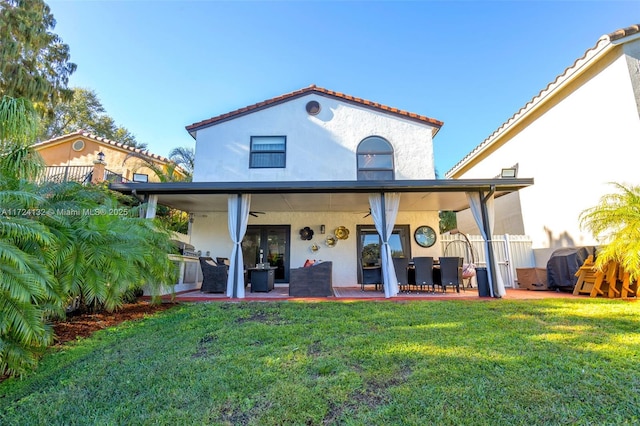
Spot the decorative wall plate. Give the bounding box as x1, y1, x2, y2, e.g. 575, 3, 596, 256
334, 226, 350, 240
299, 226, 314, 240
325, 235, 337, 247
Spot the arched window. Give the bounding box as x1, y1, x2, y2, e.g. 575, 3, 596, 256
357, 136, 394, 180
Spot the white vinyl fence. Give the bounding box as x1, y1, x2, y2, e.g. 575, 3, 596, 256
440, 234, 535, 288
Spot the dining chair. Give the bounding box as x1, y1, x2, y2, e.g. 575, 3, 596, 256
392, 257, 410, 292
438, 257, 463, 293
361, 265, 382, 291
412, 256, 434, 292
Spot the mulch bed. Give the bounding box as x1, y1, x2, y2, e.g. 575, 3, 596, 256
52, 300, 177, 346
0, 301, 177, 383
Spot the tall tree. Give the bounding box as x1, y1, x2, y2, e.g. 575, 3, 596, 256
580, 182, 640, 281
0, 0, 76, 110
39, 87, 147, 149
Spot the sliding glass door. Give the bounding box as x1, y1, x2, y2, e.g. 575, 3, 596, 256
242, 225, 290, 283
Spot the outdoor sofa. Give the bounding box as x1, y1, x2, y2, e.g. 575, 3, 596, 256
289, 261, 333, 297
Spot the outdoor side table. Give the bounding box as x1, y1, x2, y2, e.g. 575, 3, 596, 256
249, 267, 276, 292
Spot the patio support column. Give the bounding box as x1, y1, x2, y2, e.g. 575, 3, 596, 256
480, 187, 498, 298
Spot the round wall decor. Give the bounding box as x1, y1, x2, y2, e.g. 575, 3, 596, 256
305, 100, 321, 115
72, 139, 85, 151
414, 225, 437, 248
325, 235, 337, 247
299, 227, 314, 240
334, 226, 350, 240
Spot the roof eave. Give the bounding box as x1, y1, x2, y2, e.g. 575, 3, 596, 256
109, 178, 533, 196
445, 26, 639, 178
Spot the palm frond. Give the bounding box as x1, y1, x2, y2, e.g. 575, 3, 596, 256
0, 96, 39, 145
580, 182, 640, 280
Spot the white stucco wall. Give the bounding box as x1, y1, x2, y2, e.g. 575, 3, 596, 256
456, 192, 525, 235
189, 211, 441, 287
455, 43, 640, 252
192, 93, 436, 182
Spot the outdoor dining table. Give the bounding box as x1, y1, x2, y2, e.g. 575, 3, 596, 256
407, 260, 440, 288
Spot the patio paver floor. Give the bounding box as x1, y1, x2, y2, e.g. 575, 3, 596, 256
160, 286, 581, 302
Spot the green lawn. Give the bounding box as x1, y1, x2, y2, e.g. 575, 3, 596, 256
1, 299, 639, 425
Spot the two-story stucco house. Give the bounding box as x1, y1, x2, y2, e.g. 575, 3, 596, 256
112, 85, 532, 298
446, 24, 640, 267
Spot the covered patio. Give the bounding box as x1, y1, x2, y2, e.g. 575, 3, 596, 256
111, 178, 533, 299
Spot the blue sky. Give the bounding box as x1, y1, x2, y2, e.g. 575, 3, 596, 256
47, 1, 638, 175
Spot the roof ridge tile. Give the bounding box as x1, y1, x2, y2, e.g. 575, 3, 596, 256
34, 131, 174, 164
186, 86, 443, 133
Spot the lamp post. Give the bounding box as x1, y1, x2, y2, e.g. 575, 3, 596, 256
91, 151, 107, 184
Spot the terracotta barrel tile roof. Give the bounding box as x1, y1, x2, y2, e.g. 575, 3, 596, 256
186, 85, 443, 134
34, 129, 174, 164
608, 24, 640, 41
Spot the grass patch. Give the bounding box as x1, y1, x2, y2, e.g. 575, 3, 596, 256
1, 299, 639, 425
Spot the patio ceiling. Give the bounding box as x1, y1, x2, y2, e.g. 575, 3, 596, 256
110, 178, 533, 214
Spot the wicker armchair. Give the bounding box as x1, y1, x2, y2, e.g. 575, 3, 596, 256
199, 257, 228, 293
289, 261, 333, 297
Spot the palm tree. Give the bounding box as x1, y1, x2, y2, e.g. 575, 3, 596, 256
0, 96, 64, 376
169, 146, 195, 175
580, 182, 640, 281
123, 151, 190, 182
39, 182, 177, 312
1, 95, 179, 376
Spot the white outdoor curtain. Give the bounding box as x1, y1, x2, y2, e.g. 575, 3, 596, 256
369, 192, 401, 298
145, 195, 158, 219
466, 192, 506, 297
227, 194, 251, 298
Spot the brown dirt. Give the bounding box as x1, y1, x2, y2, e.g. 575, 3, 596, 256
52, 300, 177, 346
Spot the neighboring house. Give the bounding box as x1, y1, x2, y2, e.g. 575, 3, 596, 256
111, 85, 532, 298
33, 129, 186, 184
446, 24, 640, 266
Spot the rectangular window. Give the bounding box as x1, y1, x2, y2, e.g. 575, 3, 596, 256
250, 136, 286, 168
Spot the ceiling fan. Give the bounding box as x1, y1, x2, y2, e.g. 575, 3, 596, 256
249, 211, 266, 218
